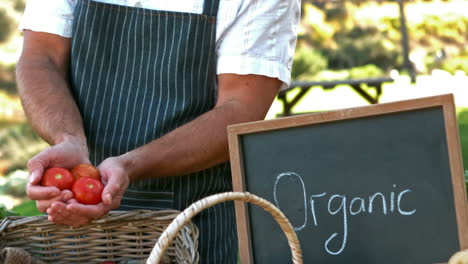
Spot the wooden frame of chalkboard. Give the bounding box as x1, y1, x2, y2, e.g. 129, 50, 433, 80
228, 94, 468, 264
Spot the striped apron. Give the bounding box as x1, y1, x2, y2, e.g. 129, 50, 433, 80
70, 0, 238, 263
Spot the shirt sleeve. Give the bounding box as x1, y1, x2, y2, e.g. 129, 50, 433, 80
19, 0, 77, 38
215, 0, 301, 89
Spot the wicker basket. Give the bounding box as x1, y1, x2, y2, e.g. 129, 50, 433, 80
0, 210, 198, 264
1, 192, 302, 264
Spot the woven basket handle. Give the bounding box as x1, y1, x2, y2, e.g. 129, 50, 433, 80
146, 192, 303, 264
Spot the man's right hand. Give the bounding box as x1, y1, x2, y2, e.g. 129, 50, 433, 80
26, 138, 89, 213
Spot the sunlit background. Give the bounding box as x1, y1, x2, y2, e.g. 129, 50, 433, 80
0, 0, 467, 217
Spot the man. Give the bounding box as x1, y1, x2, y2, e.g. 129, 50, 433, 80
17, 0, 300, 262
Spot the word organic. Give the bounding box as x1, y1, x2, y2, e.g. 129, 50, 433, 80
273, 172, 417, 255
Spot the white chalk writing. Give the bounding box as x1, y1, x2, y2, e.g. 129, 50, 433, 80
272, 172, 416, 255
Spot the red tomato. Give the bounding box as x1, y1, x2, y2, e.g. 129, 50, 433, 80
72, 177, 104, 205
72, 164, 101, 181
41, 167, 75, 190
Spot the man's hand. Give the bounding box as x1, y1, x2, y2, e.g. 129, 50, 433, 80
27, 138, 89, 213
47, 156, 129, 227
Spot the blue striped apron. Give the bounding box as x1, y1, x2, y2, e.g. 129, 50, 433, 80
70, 0, 237, 263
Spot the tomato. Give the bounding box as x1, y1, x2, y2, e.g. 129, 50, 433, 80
72, 177, 104, 205
41, 167, 75, 190
72, 164, 101, 181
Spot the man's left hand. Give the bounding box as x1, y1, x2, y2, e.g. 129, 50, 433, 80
47, 157, 130, 227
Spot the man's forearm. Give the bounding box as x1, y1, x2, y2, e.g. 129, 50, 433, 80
17, 31, 87, 147
17, 56, 86, 145
120, 100, 247, 180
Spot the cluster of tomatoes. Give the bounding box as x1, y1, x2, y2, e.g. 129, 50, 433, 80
42, 165, 121, 264
41, 164, 104, 205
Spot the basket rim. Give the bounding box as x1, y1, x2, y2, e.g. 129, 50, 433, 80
1, 209, 199, 264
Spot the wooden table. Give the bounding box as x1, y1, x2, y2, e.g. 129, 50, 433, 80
277, 77, 394, 116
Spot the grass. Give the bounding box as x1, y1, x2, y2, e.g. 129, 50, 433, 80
11, 199, 42, 216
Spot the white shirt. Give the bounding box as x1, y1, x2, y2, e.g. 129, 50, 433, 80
20, 0, 301, 88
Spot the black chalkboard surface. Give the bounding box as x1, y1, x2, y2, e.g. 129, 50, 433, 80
228, 94, 468, 264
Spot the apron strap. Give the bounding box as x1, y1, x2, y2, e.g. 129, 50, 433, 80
202, 0, 220, 17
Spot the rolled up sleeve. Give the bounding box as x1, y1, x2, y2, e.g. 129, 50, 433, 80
215, 0, 301, 89
19, 0, 77, 38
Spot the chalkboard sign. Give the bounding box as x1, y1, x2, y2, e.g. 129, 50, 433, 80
228, 94, 468, 264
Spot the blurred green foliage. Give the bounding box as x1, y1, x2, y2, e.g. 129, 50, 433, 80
326, 26, 400, 70
0, 170, 27, 197
295, 1, 468, 79
412, 14, 467, 50
0, 63, 17, 94
13, 0, 26, 12
439, 56, 468, 75
0, 204, 18, 218
458, 109, 468, 173
291, 45, 328, 80
313, 64, 384, 81
0, 123, 48, 175
12, 200, 42, 216
0, 201, 42, 218
0, 8, 14, 44
465, 170, 468, 197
